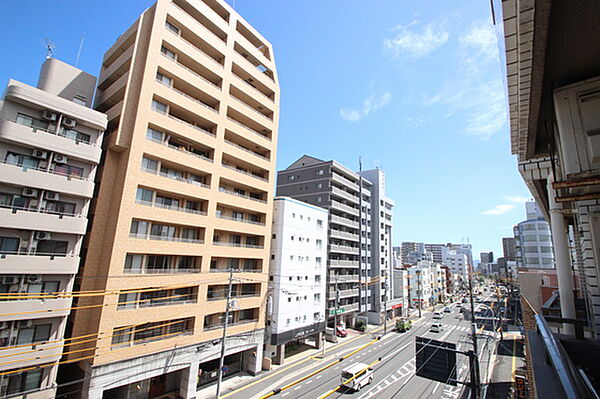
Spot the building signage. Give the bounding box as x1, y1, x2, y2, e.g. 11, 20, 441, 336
515, 375, 527, 398
270, 322, 326, 346
329, 308, 345, 315
391, 304, 403, 309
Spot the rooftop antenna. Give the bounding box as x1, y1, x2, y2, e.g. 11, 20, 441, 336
75, 34, 85, 67
45, 38, 56, 59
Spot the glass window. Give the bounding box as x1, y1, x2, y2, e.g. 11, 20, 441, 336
165, 20, 180, 34
146, 128, 164, 143
117, 292, 138, 310
156, 72, 172, 86
53, 164, 84, 178
136, 188, 154, 203
160, 46, 176, 60
151, 99, 168, 113
130, 220, 149, 235
150, 224, 176, 238
45, 201, 76, 216
0, 237, 19, 254
181, 228, 198, 240
156, 195, 179, 208
36, 240, 68, 255
5, 152, 39, 170
146, 255, 170, 269
6, 369, 43, 395
141, 157, 158, 172
124, 254, 144, 272
178, 256, 195, 269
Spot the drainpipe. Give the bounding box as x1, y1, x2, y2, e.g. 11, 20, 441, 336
547, 175, 576, 335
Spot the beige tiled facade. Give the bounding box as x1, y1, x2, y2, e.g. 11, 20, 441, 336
69, 0, 278, 397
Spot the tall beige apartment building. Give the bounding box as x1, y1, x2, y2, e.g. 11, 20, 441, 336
68, 0, 279, 397
0, 58, 107, 398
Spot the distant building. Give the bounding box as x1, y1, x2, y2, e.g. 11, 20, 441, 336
400, 242, 422, 265
443, 252, 469, 277
266, 197, 328, 365
502, 237, 517, 261
480, 251, 494, 266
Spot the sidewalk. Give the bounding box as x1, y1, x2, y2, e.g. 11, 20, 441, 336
485, 332, 525, 399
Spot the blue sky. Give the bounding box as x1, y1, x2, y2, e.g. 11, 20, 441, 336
0, 1, 531, 260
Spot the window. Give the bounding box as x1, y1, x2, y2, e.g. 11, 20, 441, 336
61, 128, 91, 144
316, 257, 322, 267
316, 169, 324, 175
317, 196, 322, 203
288, 297, 291, 302
0, 237, 19, 254
147, 255, 170, 270
156, 71, 172, 86
288, 175, 295, 180
124, 254, 144, 272
53, 163, 84, 179
317, 219, 323, 229
317, 183, 322, 189
16, 113, 49, 131
141, 157, 158, 172
316, 239, 322, 249
17, 323, 51, 345
314, 293, 321, 302
36, 240, 68, 256
45, 200, 76, 216
151, 99, 168, 113
165, 20, 180, 34
4, 369, 43, 395
147, 127, 164, 143
136, 187, 154, 203
5, 152, 39, 170
315, 275, 321, 283
160, 46, 176, 60
130, 220, 149, 236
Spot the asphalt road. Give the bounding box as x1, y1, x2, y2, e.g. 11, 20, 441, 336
222, 293, 499, 399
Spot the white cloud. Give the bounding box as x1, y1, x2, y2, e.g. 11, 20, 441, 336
503, 195, 530, 203
483, 204, 515, 215
384, 21, 449, 60
459, 21, 498, 60
340, 92, 392, 122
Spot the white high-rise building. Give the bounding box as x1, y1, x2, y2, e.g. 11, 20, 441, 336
266, 197, 328, 365
514, 200, 555, 269
443, 252, 468, 278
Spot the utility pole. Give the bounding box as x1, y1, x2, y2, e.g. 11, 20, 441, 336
334, 274, 339, 331
215, 267, 234, 399
417, 270, 422, 318
383, 275, 388, 334
468, 268, 481, 399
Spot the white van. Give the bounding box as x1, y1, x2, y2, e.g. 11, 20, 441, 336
341, 362, 374, 391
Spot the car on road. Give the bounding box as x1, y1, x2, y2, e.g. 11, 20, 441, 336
336, 325, 348, 338
430, 323, 443, 333
444, 306, 452, 313
433, 312, 443, 319
396, 319, 412, 333
341, 362, 374, 391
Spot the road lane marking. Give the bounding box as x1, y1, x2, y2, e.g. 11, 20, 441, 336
316, 375, 322, 379
306, 379, 312, 385
282, 393, 289, 397
432, 382, 440, 394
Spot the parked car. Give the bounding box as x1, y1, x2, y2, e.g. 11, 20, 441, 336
336, 325, 348, 337
396, 319, 412, 333
430, 323, 443, 333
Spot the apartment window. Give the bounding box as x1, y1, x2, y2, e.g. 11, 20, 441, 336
286, 319, 290, 326
316, 257, 322, 266
290, 235, 295, 241
3, 369, 43, 396
316, 239, 322, 249
54, 164, 84, 179
36, 240, 68, 256
289, 276, 292, 281
15, 113, 49, 131
136, 188, 154, 203
315, 275, 321, 283
288, 175, 295, 180
45, 200, 76, 216
317, 196, 322, 203
314, 293, 321, 302
5, 152, 39, 170
316, 169, 324, 175
146, 255, 170, 270
317, 183, 322, 189
290, 255, 293, 260
17, 323, 51, 345
160, 46, 176, 60
317, 219, 323, 229
151, 99, 168, 113
0, 237, 19, 254
124, 254, 144, 272
288, 297, 291, 302
130, 220, 149, 236
156, 71, 172, 87
147, 127, 164, 143
271, 254, 275, 260
165, 20, 180, 35
141, 157, 158, 172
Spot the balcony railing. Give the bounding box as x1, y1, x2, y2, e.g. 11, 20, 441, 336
232, 74, 274, 103
165, 27, 224, 69
226, 116, 271, 141
203, 318, 259, 331
213, 241, 263, 249
229, 94, 273, 121
123, 268, 201, 274
224, 139, 269, 161
218, 187, 267, 204
156, 78, 219, 114
160, 52, 221, 90
141, 166, 210, 189
11, 118, 97, 147
216, 213, 265, 226
1, 160, 91, 181
170, 2, 227, 44
147, 135, 213, 163
0, 203, 82, 218
129, 233, 204, 244
152, 107, 215, 138
207, 292, 260, 301
222, 162, 268, 182
209, 267, 262, 273
0, 249, 74, 258
135, 199, 207, 216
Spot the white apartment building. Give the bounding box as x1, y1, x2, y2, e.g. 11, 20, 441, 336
514, 201, 555, 269
407, 261, 446, 309
359, 168, 396, 324
392, 268, 409, 317
0, 58, 106, 397
443, 251, 469, 278
266, 197, 328, 365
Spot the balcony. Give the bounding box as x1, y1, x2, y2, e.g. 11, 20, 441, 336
165, 28, 223, 71
328, 244, 357, 256
156, 79, 219, 116
146, 133, 213, 164
229, 92, 274, 124
0, 161, 94, 198
216, 213, 265, 226
0, 296, 72, 323
232, 74, 274, 104
226, 116, 271, 142
0, 120, 101, 163
330, 229, 358, 241
331, 172, 358, 191
331, 186, 358, 204
213, 241, 264, 249
141, 166, 210, 190
160, 51, 221, 92
221, 162, 268, 183
0, 340, 64, 371
169, 2, 226, 50
0, 206, 87, 235
328, 289, 359, 300
129, 233, 204, 244
203, 318, 259, 331
329, 214, 359, 229
219, 187, 267, 204
135, 199, 207, 216
0, 253, 79, 274
329, 259, 359, 268
224, 137, 270, 162
329, 273, 360, 283
331, 200, 359, 216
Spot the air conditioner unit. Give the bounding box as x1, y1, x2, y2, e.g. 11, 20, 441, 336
1, 276, 19, 285
35, 231, 52, 240
22, 187, 39, 198
554, 76, 600, 176
42, 110, 57, 121
27, 275, 42, 284
53, 154, 68, 164
44, 191, 60, 201
32, 149, 48, 159
63, 117, 76, 128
